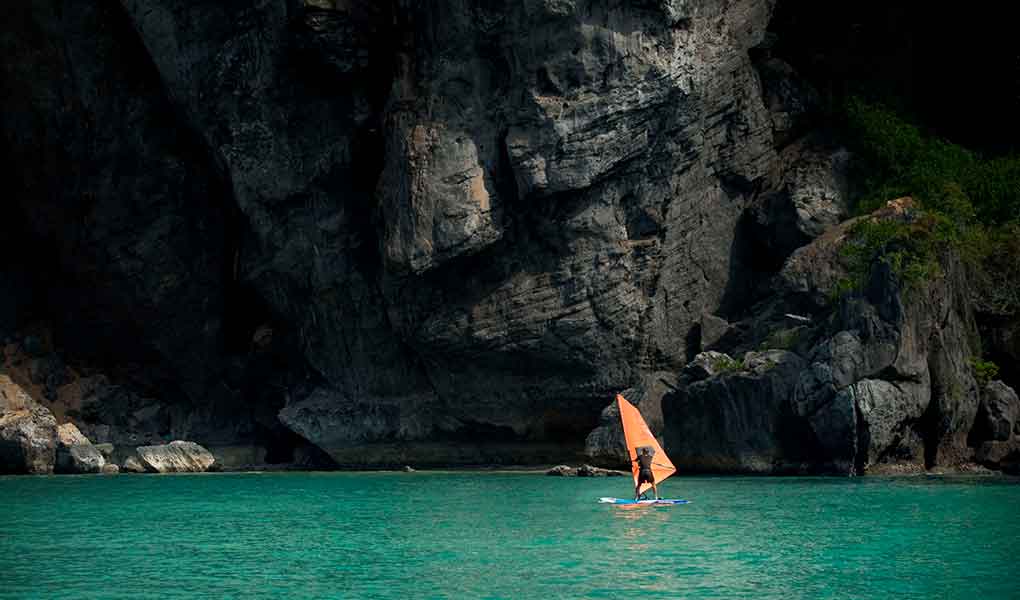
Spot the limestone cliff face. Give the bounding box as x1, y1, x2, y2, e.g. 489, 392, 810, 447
657, 201, 987, 474
0, 1, 1011, 471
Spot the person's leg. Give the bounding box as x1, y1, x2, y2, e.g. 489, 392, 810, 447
652, 480, 659, 500
634, 482, 641, 500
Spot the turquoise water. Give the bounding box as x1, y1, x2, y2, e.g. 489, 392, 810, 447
2, 473, 1018, 599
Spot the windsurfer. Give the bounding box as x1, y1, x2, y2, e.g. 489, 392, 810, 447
633, 446, 660, 500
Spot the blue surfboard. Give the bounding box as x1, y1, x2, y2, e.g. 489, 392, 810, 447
598, 497, 689, 505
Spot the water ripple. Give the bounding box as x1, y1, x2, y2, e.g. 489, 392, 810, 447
1, 473, 1018, 598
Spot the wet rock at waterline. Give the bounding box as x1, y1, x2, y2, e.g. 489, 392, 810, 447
0, 375, 57, 474
122, 456, 146, 474
134, 441, 216, 473
546, 464, 626, 477
55, 423, 106, 474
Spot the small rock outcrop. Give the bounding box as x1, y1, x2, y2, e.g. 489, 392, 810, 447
101, 463, 120, 475
975, 440, 1020, 475
975, 381, 1019, 442
122, 456, 146, 473
546, 464, 625, 477
55, 422, 106, 474
94, 443, 116, 461
577, 464, 626, 477
0, 374, 57, 474
134, 441, 216, 473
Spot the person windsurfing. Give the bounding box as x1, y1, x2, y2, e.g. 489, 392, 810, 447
633, 446, 666, 500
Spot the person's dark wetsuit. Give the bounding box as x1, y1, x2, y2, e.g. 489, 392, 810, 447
636, 451, 655, 486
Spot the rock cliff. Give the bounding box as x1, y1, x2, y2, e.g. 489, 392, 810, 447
1, 1, 1015, 473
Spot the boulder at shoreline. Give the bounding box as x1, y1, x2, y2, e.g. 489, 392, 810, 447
135, 440, 216, 473
55, 422, 105, 474
0, 374, 57, 474
546, 464, 627, 477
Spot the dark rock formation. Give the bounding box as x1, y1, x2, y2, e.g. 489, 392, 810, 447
134, 441, 216, 473
0, 0, 1011, 474
101, 464, 121, 475
55, 423, 106, 474
749, 138, 850, 264
665, 350, 808, 473
753, 54, 821, 147
975, 439, 1020, 475
661, 200, 983, 474
0, 375, 58, 474
699, 314, 732, 352
974, 381, 1019, 443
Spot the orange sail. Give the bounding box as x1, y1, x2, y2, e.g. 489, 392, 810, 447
618, 394, 676, 493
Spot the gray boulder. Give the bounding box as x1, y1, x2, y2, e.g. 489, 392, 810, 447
122, 456, 146, 473
976, 381, 1019, 442
975, 439, 1020, 475
546, 465, 576, 476
576, 464, 625, 477
101, 463, 120, 475
55, 423, 106, 474
94, 443, 116, 460
134, 441, 216, 473
848, 379, 929, 469
0, 375, 57, 474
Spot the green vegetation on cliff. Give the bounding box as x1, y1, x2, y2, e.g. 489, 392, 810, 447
835, 99, 1020, 313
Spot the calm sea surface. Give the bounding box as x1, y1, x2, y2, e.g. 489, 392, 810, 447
1, 472, 1018, 599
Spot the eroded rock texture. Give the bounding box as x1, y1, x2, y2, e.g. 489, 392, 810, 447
1, 0, 775, 466
662, 201, 983, 474
0, 375, 58, 474
135, 440, 216, 473
55, 422, 106, 474
1, 0, 1008, 472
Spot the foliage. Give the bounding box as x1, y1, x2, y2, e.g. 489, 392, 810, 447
712, 355, 744, 374
844, 99, 1020, 222
833, 99, 1020, 304
759, 328, 802, 352
969, 358, 1000, 387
